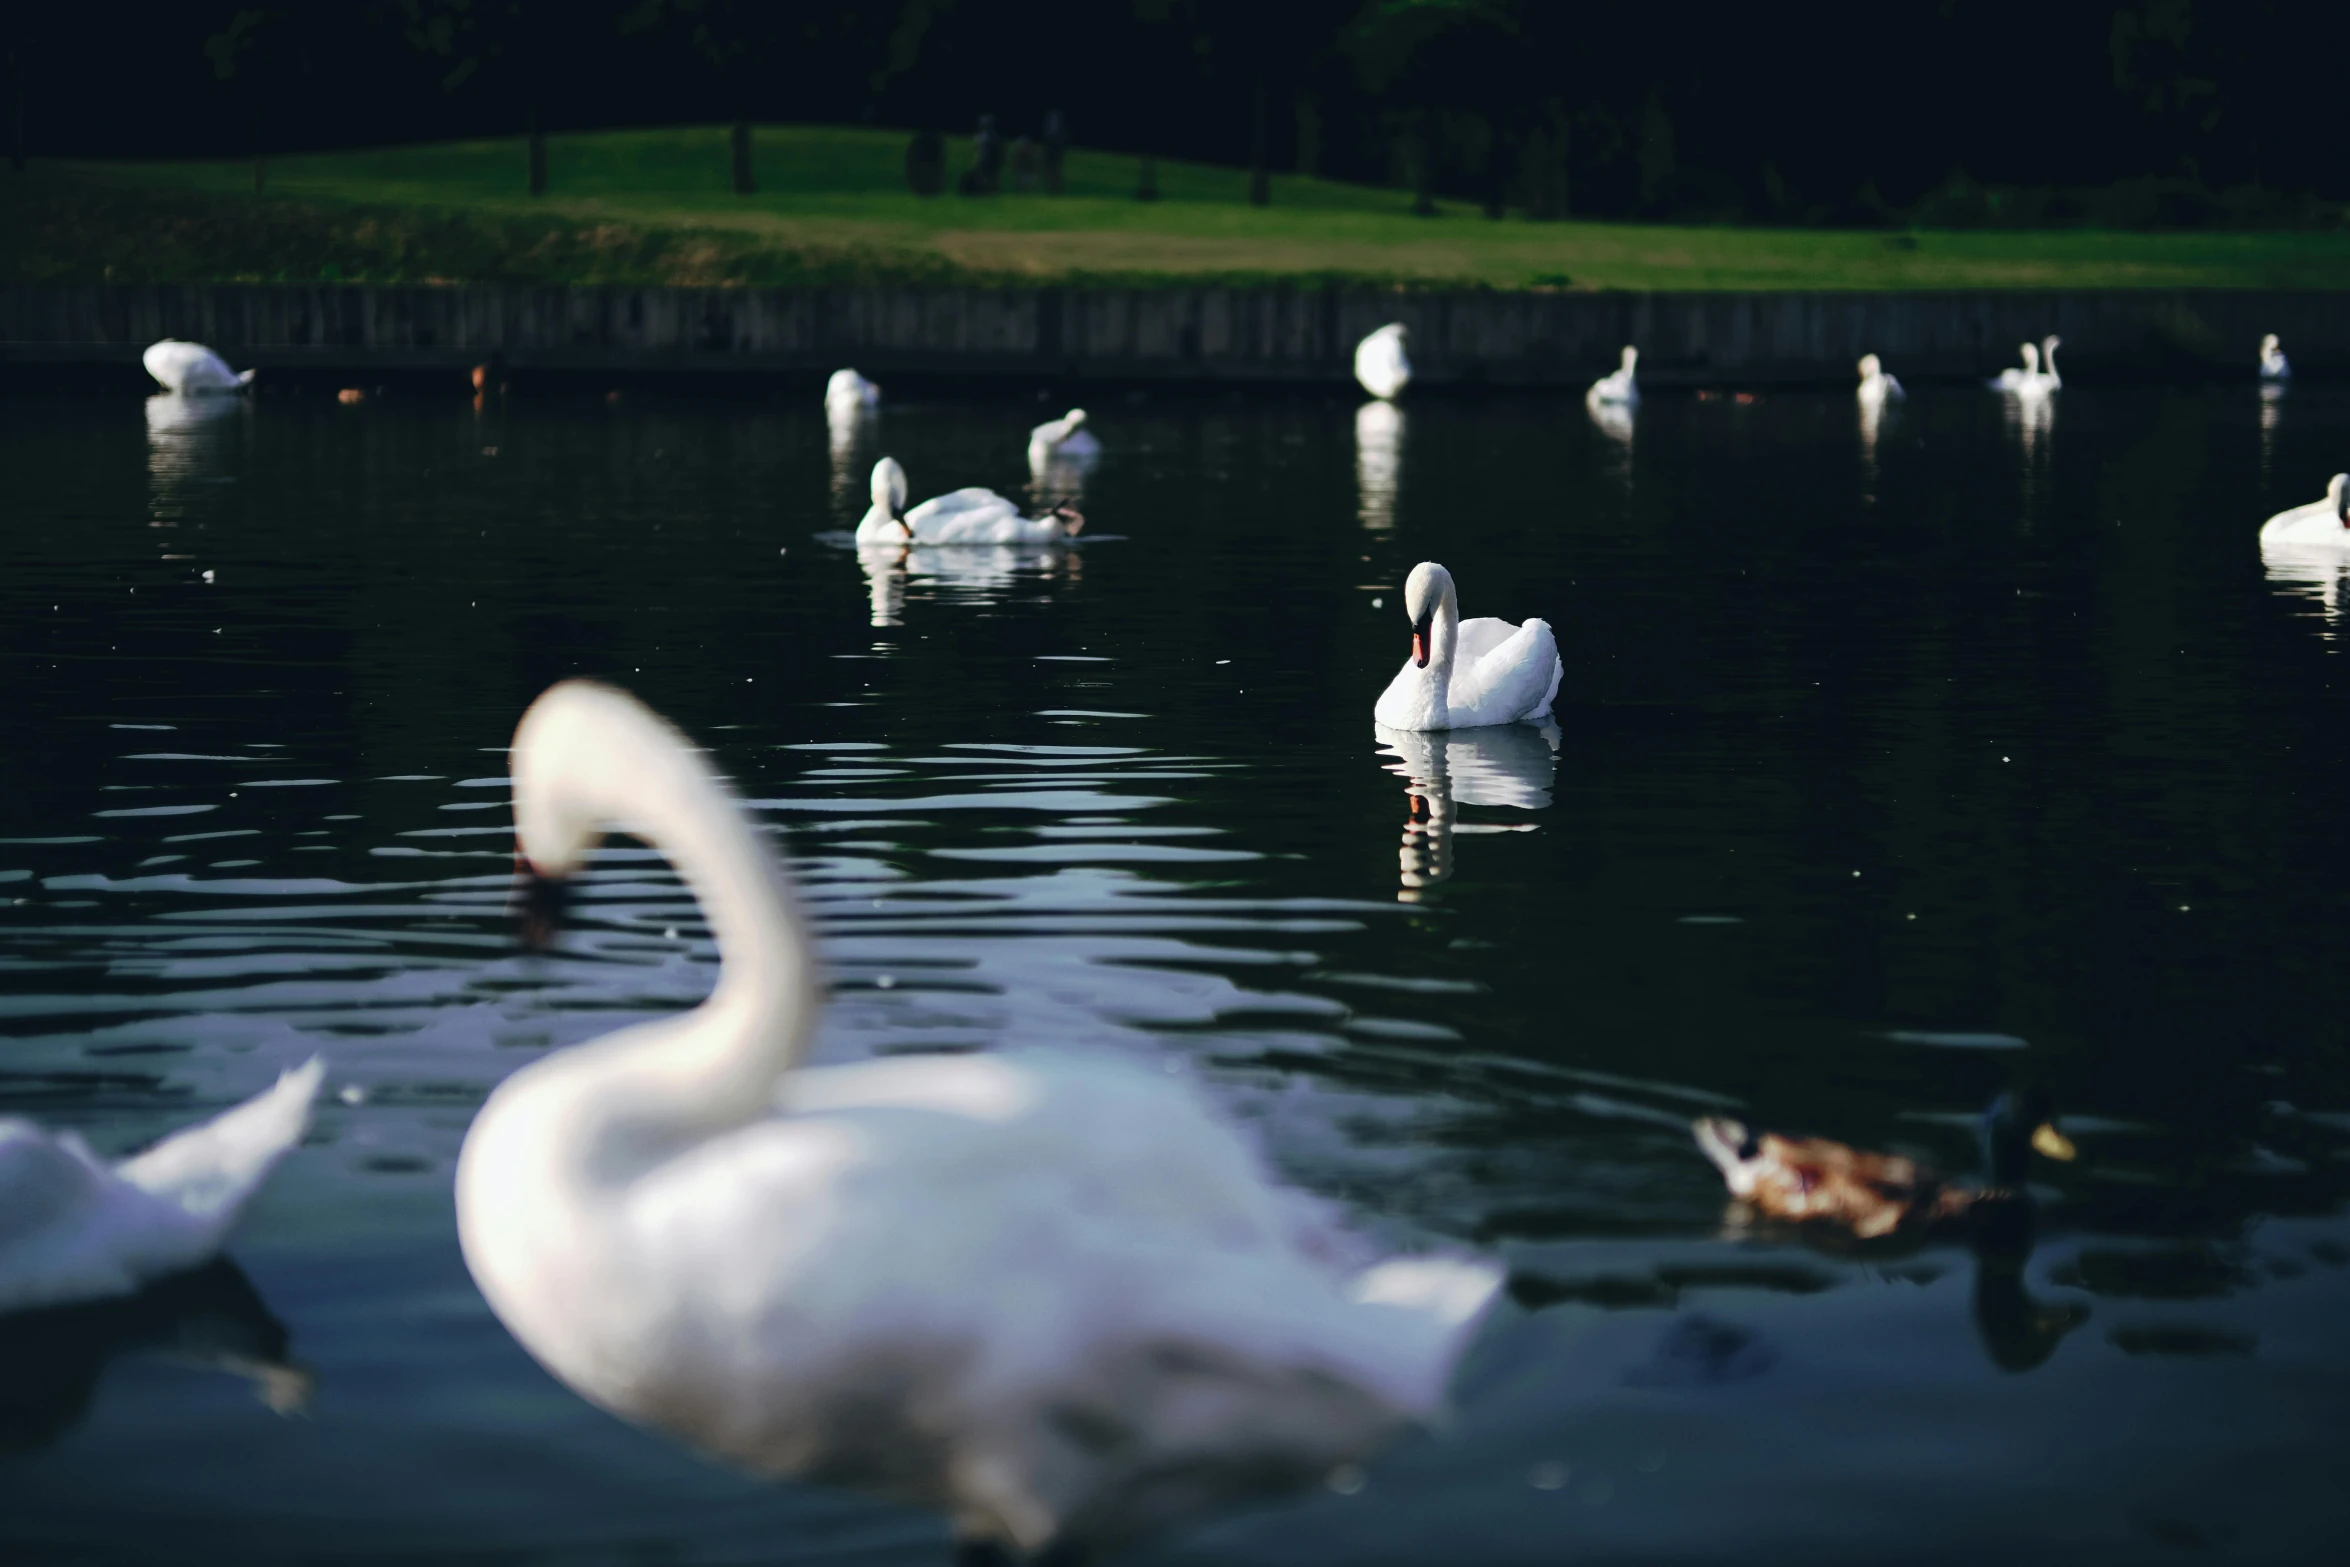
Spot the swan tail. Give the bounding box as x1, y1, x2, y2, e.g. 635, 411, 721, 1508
1344, 1253, 1505, 1416
114, 1058, 324, 1228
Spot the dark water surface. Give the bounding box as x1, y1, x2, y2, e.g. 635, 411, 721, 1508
3, 379, 2348, 1564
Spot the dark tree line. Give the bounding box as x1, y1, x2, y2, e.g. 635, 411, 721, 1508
8, 1, 2342, 226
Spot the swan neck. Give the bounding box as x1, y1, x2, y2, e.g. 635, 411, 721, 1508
1424, 583, 1461, 688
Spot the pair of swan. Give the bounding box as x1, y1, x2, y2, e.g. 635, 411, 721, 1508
1991, 336, 2061, 394
2260, 334, 2291, 381
142, 340, 254, 396
1374, 562, 1563, 731
1355, 323, 1412, 400
460, 681, 1503, 1559
1587, 346, 1638, 406
0, 1060, 322, 1315
857, 456, 1084, 546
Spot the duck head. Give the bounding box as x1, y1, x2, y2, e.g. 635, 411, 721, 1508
1403, 561, 1456, 669
1977, 1089, 2076, 1190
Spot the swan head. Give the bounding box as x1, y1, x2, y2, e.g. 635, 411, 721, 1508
1402, 561, 1456, 668
870, 456, 908, 516
512, 682, 679, 943
2019, 342, 2039, 371
1857, 353, 1881, 380
2041, 334, 2061, 355
2332, 473, 2350, 526
1050, 504, 1085, 536
1620, 345, 1638, 372
2262, 334, 2280, 356
1062, 408, 1088, 430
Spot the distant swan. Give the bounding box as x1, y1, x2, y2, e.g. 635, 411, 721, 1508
142, 340, 255, 396
856, 456, 1083, 546
2261, 334, 2291, 381
2037, 335, 2063, 390
825, 369, 880, 414
1354, 323, 1412, 400
1857, 353, 1905, 404
461, 682, 1502, 1559
1588, 345, 1639, 405
1374, 561, 1563, 731
2260, 473, 2350, 549
0, 1060, 322, 1315
1990, 342, 2041, 392
1027, 408, 1102, 473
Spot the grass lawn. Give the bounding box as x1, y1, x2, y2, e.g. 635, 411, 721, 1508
7, 125, 2349, 291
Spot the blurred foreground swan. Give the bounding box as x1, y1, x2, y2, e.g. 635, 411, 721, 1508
1375, 562, 1562, 731
141, 339, 255, 395
857, 456, 1083, 546
461, 682, 1502, 1559
1354, 323, 1411, 399
0, 1060, 322, 1315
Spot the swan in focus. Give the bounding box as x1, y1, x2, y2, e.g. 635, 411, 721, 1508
1588, 345, 1639, 405
2036, 335, 2063, 390
141, 340, 255, 395
857, 456, 1083, 546
1354, 323, 1411, 400
0, 1059, 322, 1316
1857, 353, 1904, 404
1374, 561, 1563, 731
825, 368, 880, 414
1377, 721, 1559, 901
1991, 342, 2041, 393
2260, 334, 2291, 381
460, 682, 1502, 1559
1026, 408, 1102, 474
2260, 473, 2350, 550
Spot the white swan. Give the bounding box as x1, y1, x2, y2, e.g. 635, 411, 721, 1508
1354, 323, 1412, 400
1990, 341, 2041, 392
460, 682, 1502, 1558
1374, 562, 1563, 731
0, 1060, 322, 1316
1588, 345, 1639, 405
1026, 408, 1102, 474
1857, 353, 1905, 404
2037, 334, 2063, 390
825, 368, 880, 414
856, 456, 1083, 546
2260, 334, 2291, 382
142, 340, 255, 396
2260, 473, 2350, 550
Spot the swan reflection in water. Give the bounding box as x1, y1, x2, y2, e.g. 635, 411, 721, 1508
2259, 535, 2350, 636
828, 399, 879, 512
2259, 380, 2286, 482
0, 1258, 310, 1456
145, 392, 244, 532
1583, 390, 1634, 479
1355, 400, 1404, 531
857, 540, 1081, 628
1375, 720, 1559, 901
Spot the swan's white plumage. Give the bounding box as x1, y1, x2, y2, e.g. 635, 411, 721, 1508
462, 683, 1500, 1556
2260, 334, 2291, 381
1375, 562, 1563, 731
1026, 408, 1102, 474
2260, 473, 2350, 550
1991, 341, 2043, 393
1857, 353, 1904, 404
1354, 324, 1412, 400
1588, 345, 1639, 405
856, 457, 1081, 546
825, 368, 880, 413
142, 340, 254, 395
2037, 334, 2063, 390
0, 1059, 322, 1315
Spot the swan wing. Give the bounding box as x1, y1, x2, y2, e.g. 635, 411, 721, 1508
1449, 618, 1563, 725
114, 1058, 323, 1225
911, 510, 1064, 545
905, 487, 1012, 525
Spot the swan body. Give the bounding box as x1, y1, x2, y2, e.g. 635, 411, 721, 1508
825, 369, 881, 414
1354, 324, 1412, 400
1588, 345, 1639, 405
1026, 408, 1102, 473
141, 340, 255, 396
2260, 473, 2350, 549
856, 457, 1082, 546
1374, 562, 1563, 731
1856, 353, 1905, 403
461, 683, 1501, 1557
0, 1060, 322, 1316
1991, 341, 2042, 393
2260, 334, 2291, 382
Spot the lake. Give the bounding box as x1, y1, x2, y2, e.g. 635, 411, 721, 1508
3, 374, 2347, 1564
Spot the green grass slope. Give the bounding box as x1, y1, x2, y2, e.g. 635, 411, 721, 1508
7, 125, 2348, 291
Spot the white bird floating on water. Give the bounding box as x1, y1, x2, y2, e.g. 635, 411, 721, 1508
1990, 341, 2044, 393
0, 1059, 323, 1316
1857, 353, 1905, 404
1374, 561, 1563, 731
1587, 345, 1639, 406
2260, 334, 2291, 382
2260, 473, 2350, 550
2036, 334, 2063, 390
1354, 323, 1412, 400
459, 681, 1502, 1560
1026, 408, 1102, 474
141, 340, 255, 396
825, 368, 881, 414
856, 456, 1083, 546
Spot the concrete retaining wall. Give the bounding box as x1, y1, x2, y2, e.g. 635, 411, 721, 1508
4, 283, 2345, 385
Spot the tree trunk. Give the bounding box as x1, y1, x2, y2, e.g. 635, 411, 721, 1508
1136, 154, 1158, 202
731, 117, 754, 195
1246, 79, 1269, 207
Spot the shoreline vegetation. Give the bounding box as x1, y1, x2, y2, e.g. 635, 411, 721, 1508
9, 126, 2350, 294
